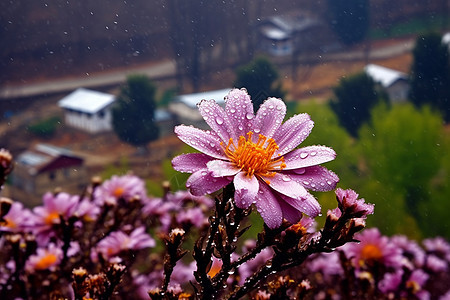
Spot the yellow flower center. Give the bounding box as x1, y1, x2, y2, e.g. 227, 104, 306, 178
360, 244, 383, 261
35, 253, 58, 270
222, 131, 286, 179
45, 212, 60, 225
113, 187, 125, 198
3, 217, 17, 229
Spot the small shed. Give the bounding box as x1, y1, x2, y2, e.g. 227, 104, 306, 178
257, 13, 334, 56
58, 88, 116, 133
10, 144, 88, 205
168, 88, 231, 129
364, 64, 410, 102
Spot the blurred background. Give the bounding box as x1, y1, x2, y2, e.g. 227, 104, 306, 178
1, 0, 449, 239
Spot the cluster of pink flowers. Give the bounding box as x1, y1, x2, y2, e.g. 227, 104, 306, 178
300, 229, 450, 300
0, 173, 212, 299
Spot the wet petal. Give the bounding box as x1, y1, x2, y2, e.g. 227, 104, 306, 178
251, 98, 286, 140
255, 183, 283, 229
273, 113, 314, 156
207, 160, 241, 177
198, 99, 234, 142
224, 88, 254, 139
234, 172, 259, 209
174, 125, 226, 160
186, 169, 232, 196
278, 199, 303, 224
172, 153, 213, 173
283, 146, 336, 170
280, 192, 321, 217
287, 166, 339, 192
262, 172, 308, 200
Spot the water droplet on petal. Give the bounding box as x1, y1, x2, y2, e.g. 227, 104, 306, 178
254, 128, 261, 133
246, 113, 254, 120
310, 151, 317, 156
238, 125, 243, 131
215, 117, 224, 125
295, 168, 306, 174
230, 108, 236, 113
303, 181, 309, 185
327, 180, 333, 185
300, 152, 308, 159
282, 175, 291, 182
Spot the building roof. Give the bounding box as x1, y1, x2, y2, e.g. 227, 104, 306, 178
58, 88, 115, 114
17, 144, 83, 175
364, 64, 408, 87
174, 88, 232, 109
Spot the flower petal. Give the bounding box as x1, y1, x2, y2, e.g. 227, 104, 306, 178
282, 146, 336, 170
262, 172, 308, 200
287, 166, 339, 192
198, 98, 234, 143
273, 113, 314, 156
172, 153, 213, 173
278, 199, 303, 224
174, 125, 226, 159
224, 88, 254, 139
186, 169, 232, 196
234, 172, 259, 209
207, 160, 241, 177
280, 192, 321, 217
255, 183, 283, 229
251, 98, 286, 140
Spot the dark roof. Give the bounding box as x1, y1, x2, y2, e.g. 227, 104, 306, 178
17, 144, 83, 175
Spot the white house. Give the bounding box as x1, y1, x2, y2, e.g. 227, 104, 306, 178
364, 64, 410, 102
58, 88, 116, 133
168, 88, 231, 129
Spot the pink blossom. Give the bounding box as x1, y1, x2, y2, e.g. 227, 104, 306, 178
25, 243, 63, 273
0, 202, 33, 233
342, 228, 403, 269
94, 174, 147, 205
94, 227, 155, 261
172, 88, 338, 228
335, 188, 374, 217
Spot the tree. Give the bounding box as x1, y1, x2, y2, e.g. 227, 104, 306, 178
112, 75, 159, 149
329, 72, 388, 137
409, 32, 450, 122
326, 0, 370, 45
233, 57, 285, 111
359, 103, 444, 231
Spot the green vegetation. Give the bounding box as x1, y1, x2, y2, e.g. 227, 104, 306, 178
370, 14, 450, 40
410, 32, 450, 122
234, 57, 285, 111
329, 72, 389, 137
112, 74, 160, 149
294, 100, 449, 239
27, 116, 61, 138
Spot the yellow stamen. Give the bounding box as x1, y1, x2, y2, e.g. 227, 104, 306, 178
360, 244, 383, 261
35, 253, 58, 270
113, 187, 125, 198
45, 212, 60, 225
3, 217, 17, 229
222, 131, 286, 178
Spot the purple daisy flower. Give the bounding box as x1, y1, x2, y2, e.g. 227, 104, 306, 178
94, 226, 155, 261
94, 174, 147, 206
25, 243, 63, 273
342, 228, 403, 269
0, 202, 33, 233
172, 88, 338, 228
